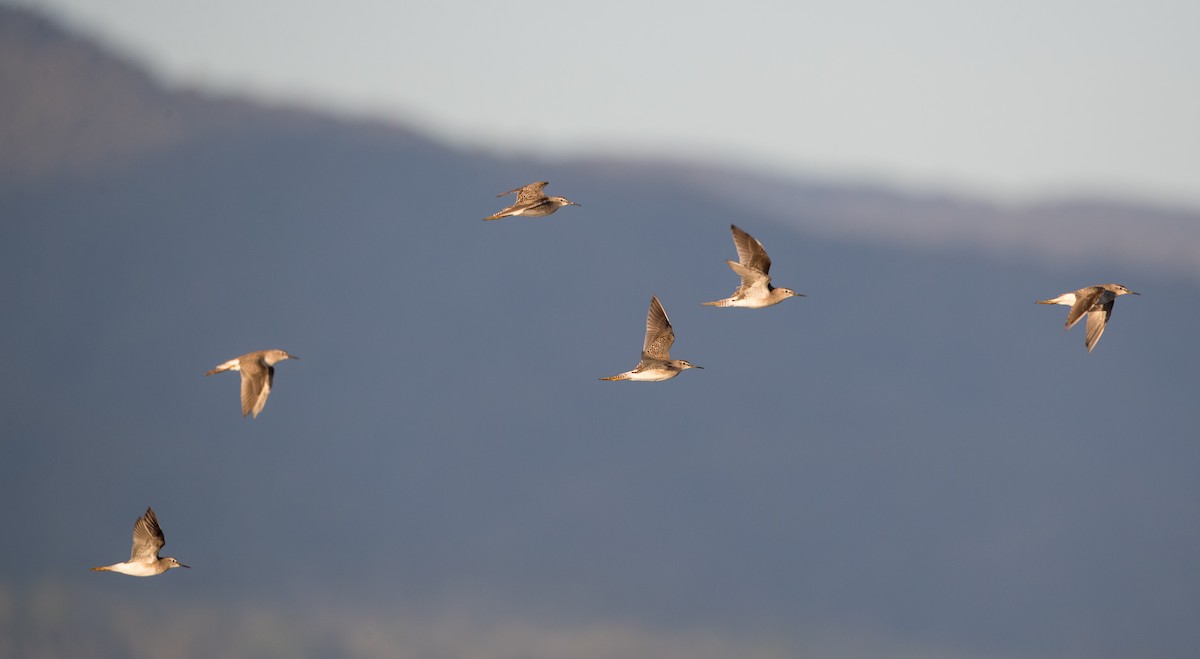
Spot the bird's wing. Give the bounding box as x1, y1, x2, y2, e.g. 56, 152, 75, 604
511, 198, 553, 213
252, 366, 275, 418
730, 225, 772, 274
1065, 287, 1104, 329
513, 181, 549, 204
515, 181, 550, 205
240, 361, 272, 418
727, 260, 771, 294
1084, 300, 1115, 352
497, 181, 549, 203
130, 507, 166, 561
642, 296, 675, 360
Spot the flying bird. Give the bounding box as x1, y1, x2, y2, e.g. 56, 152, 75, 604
1036, 284, 1139, 352
91, 507, 189, 577
703, 224, 803, 308
601, 296, 702, 382
483, 181, 580, 221
205, 349, 299, 418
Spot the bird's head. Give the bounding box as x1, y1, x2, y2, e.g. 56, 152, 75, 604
265, 349, 299, 364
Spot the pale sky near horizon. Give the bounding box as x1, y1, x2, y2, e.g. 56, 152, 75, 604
13, 0, 1200, 206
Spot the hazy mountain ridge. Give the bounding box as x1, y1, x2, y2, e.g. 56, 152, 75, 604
3, 7, 1199, 659
5, 4, 1197, 285
633, 161, 1200, 281
0, 6, 439, 183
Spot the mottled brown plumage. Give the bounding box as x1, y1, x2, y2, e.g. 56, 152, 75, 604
483, 181, 579, 221
205, 349, 299, 417
1037, 284, 1139, 352
601, 296, 701, 382
91, 507, 189, 576
703, 225, 803, 308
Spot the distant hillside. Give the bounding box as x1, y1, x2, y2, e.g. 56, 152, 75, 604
4, 5, 1197, 283
575, 157, 1200, 282
0, 5, 434, 182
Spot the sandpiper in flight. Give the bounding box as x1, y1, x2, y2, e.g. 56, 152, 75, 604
205, 349, 299, 418
1037, 284, 1139, 352
483, 181, 580, 221
601, 296, 702, 382
703, 224, 803, 308
91, 507, 189, 577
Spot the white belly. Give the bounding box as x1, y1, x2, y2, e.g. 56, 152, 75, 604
626, 369, 677, 382
110, 561, 162, 577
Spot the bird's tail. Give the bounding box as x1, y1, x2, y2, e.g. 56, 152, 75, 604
599, 373, 630, 381
90, 565, 112, 572
702, 299, 730, 307
204, 359, 239, 376
1037, 293, 1075, 306
482, 212, 507, 221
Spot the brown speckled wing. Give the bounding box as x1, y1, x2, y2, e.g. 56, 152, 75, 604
515, 181, 550, 205
130, 507, 165, 561
1065, 287, 1103, 329
240, 360, 272, 418
641, 296, 675, 360
495, 181, 549, 204
730, 224, 771, 275
727, 260, 771, 295
1084, 300, 1114, 352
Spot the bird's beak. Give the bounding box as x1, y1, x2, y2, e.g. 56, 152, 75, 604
1131, 291, 1140, 295
291, 355, 301, 360
180, 563, 191, 569
694, 365, 704, 369
572, 201, 582, 206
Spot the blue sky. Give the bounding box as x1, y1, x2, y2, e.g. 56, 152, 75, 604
17, 0, 1200, 205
